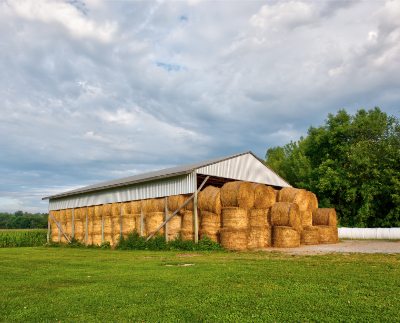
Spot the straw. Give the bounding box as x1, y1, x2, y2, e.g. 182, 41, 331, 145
198, 186, 222, 215
221, 181, 255, 209
200, 211, 221, 234
272, 226, 300, 248
300, 226, 319, 245
252, 183, 276, 208
221, 207, 249, 229
270, 202, 301, 230
278, 187, 309, 212
313, 208, 337, 227
219, 227, 249, 251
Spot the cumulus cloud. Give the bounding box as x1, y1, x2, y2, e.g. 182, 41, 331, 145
0, 0, 399, 212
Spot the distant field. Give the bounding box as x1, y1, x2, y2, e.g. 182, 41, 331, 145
1, 247, 399, 322
0, 230, 47, 248
0, 229, 47, 232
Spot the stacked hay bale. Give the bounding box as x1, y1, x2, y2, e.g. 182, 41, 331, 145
199, 211, 221, 242
74, 207, 86, 243
102, 204, 113, 246
167, 211, 182, 241
130, 200, 142, 236
121, 202, 135, 239
49, 210, 60, 242
313, 208, 338, 244
181, 210, 195, 241
59, 209, 67, 243
87, 206, 95, 245
220, 181, 254, 251
111, 203, 121, 246
198, 186, 222, 242
270, 202, 301, 247
92, 205, 103, 246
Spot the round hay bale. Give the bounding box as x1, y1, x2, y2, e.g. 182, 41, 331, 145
122, 202, 131, 215
111, 203, 120, 216
168, 195, 186, 215
252, 184, 276, 208
198, 186, 222, 215
200, 211, 221, 234
180, 229, 194, 241
219, 227, 248, 251
94, 205, 103, 218
248, 225, 267, 249
300, 211, 313, 227
130, 200, 141, 214
182, 210, 194, 231
272, 226, 300, 248
121, 214, 136, 237
221, 181, 254, 209
334, 227, 339, 243
153, 198, 166, 212
300, 226, 319, 245
142, 199, 154, 213
307, 192, 318, 213
111, 215, 121, 246
313, 209, 337, 227
270, 203, 301, 230
103, 204, 112, 217
221, 207, 249, 229
278, 187, 309, 212
265, 225, 272, 247
317, 226, 337, 244
199, 229, 219, 243
183, 194, 194, 211
168, 213, 182, 231
249, 208, 269, 227
145, 212, 165, 236
135, 214, 147, 237
49, 210, 60, 242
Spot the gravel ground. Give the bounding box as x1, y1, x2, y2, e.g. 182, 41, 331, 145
261, 240, 400, 255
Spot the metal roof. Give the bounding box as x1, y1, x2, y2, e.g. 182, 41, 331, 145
43, 151, 266, 200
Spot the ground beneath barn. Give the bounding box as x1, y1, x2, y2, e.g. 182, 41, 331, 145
260, 240, 400, 255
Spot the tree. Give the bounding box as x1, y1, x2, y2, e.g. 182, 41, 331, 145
265, 107, 400, 227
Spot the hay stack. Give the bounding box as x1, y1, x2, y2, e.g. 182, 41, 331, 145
122, 202, 131, 215
265, 224, 272, 247
103, 213, 113, 246
94, 205, 103, 218
198, 186, 222, 215
87, 206, 95, 245
249, 208, 270, 227
221, 181, 254, 209
272, 226, 300, 248
92, 213, 102, 246
130, 200, 141, 214
222, 207, 249, 229
300, 211, 313, 227
182, 210, 194, 231
313, 208, 337, 227
270, 203, 301, 230
252, 184, 276, 208
168, 195, 186, 215
65, 209, 73, 240
145, 212, 165, 237
153, 198, 166, 212
317, 226, 337, 244
220, 228, 248, 251
199, 230, 219, 242
142, 199, 153, 213
278, 188, 309, 212
111, 203, 120, 216
200, 211, 221, 233
59, 210, 67, 243
248, 225, 267, 249
121, 214, 136, 238
307, 192, 318, 213
111, 214, 121, 246
74, 208, 86, 242
168, 212, 182, 241
102, 204, 112, 217
300, 226, 319, 245
135, 214, 146, 237
49, 210, 60, 242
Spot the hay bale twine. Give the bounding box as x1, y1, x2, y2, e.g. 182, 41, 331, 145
252, 184, 276, 208
111, 215, 121, 246
199, 229, 219, 242
300, 211, 313, 227
220, 228, 248, 251
153, 198, 166, 212
307, 192, 318, 213
145, 212, 165, 237
135, 214, 147, 237
142, 199, 154, 213
102, 204, 112, 217
130, 200, 141, 214
278, 187, 309, 212
248, 225, 267, 249
49, 210, 60, 242
111, 203, 120, 216
265, 225, 272, 247
198, 186, 222, 215
317, 226, 337, 244
249, 208, 269, 227
168, 195, 186, 215
122, 202, 131, 215
270, 202, 301, 230
272, 226, 300, 248
313, 208, 337, 227
121, 214, 136, 238
182, 210, 194, 231
221, 181, 254, 209
221, 207, 249, 229
300, 226, 319, 245
200, 211, 221, 234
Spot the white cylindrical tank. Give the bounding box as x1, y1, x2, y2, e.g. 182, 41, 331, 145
338, 227, 400, 240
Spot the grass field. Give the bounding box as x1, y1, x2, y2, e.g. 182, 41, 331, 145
1, 248, 399, 322
0, 229, 47, 248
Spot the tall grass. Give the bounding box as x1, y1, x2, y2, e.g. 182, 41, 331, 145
0, 229, 47, 248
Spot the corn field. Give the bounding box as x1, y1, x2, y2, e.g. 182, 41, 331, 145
0, 229, 47, 248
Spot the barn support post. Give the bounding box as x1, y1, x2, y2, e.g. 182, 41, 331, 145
194, 169, 198, 244
165, 197, 169, 242
85, 209, 88, 246
71, 208, 75, 239
140, 200, 144, 236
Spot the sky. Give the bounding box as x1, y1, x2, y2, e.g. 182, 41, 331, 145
1, 0, 399, 213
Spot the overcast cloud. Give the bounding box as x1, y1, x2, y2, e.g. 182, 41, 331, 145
1, 0, 399, 213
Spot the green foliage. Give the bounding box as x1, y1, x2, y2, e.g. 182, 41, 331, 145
0, 230, 47, 248
265, 107, 400, 227
100, 241, 111, 249
48, 237, 86, 248
0, 211, 48, 229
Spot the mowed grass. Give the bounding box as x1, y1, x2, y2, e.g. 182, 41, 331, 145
1, 248, 399, 322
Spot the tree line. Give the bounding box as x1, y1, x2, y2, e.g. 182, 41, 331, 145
0, 211, 48, 229
265, 107, 400, 228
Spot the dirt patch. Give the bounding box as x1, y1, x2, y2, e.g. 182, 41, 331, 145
175, 254, 203, 257
258, 240, 400, 255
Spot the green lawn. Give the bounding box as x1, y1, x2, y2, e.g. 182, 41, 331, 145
1, 248, 399, 322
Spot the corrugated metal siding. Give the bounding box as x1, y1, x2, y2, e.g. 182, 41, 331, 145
197, 154, 290, 187
49, 173, 195, 211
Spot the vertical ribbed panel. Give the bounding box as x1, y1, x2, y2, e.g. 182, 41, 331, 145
49, 173, 195, 211
197, 154, 290, 187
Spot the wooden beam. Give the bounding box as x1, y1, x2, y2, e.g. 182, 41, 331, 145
49, 211, 71, 243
